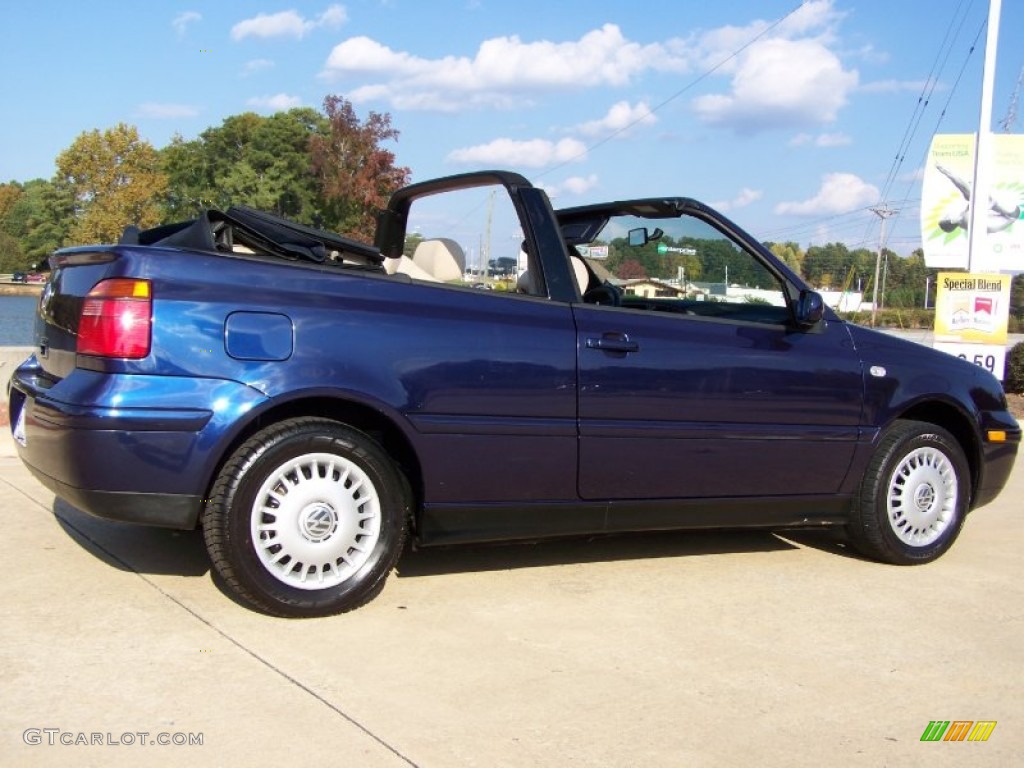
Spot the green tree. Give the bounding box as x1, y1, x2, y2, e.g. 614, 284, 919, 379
3, 179, 71, 263
0, 231, 26, 272
1011, 273, 1024, 319
403, 231, 424, 257
161, 109, 328, 223
56, 123, 167, 244
802, 242, 851, 289
766, 241, 804, 274
160, 133, 213, 219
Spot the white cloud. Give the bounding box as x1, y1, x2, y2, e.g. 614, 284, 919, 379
899, 166, 926, 183
576, 101, 656, 136
318, 0, 856, 129
791, 131, 851, 147
683, 0, 843, 75
560, 174, 599, 195
318, 5, 347, 27
232, 11, 309, 40
712, 187, 763, 212
172, 11, 201, 37
676, 1, 859, 133
693, 37, 858, 131
242, 59, 275, 76
775, 173, 878, 215
447, 138, 587, 168
815, 132, 851, 147
848, 43, 889, 65
247, 93, 303, 111
541, 174, 600, 199
137, 103, 199, 119
858, 79, 931, 94
232, 4, 346, 41
323, 24, 688, 110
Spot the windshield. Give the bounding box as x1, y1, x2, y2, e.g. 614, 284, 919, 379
577, 213, 784, 301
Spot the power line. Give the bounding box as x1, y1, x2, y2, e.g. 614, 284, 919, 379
535, 2, 807, 180
876, 0, 976, 205
884, 16, 987, 254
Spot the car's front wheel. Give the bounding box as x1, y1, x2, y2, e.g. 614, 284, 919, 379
203, 418, 410, 617
848, 419, 970, 564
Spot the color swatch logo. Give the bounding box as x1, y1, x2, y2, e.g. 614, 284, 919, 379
920, 721, 997, 742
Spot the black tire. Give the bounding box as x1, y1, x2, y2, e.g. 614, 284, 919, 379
848, 419, 970, 565
203, 418, 410, 617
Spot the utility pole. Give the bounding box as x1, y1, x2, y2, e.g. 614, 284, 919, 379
999, 64, 1023, 132
881, 252, 890, 310
484, 189, 495, 275
870, 205, 898, 326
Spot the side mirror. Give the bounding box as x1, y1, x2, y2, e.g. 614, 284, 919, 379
795, 290, 824, 327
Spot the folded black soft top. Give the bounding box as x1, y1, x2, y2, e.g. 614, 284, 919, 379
120, 206, 383, 268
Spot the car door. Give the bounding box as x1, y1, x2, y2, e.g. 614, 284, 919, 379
386, 179, 581, 507
572, 214, 864, 503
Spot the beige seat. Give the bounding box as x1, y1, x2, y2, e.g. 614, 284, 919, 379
384, 254, 436, 281
570, 256, 590, 292
412, 238, 466, 281
516, 254, 590, 296
384, 238, 466, 282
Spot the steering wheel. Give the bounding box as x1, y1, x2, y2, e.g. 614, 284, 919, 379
583, 281, 622, 306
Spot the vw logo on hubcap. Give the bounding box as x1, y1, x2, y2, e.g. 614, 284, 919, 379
300, 504, 338, 542
914, 483, 936, 512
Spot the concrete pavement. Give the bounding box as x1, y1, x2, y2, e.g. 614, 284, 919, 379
1, 427, 1021, 767
0, 347, 33, 426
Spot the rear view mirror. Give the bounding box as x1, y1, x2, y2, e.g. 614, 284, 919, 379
627, 227, 665, 247
628, 228, 648, 247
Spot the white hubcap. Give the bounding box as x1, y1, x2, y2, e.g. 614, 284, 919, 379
886, 446, 957, 547
250, 452, 381, 590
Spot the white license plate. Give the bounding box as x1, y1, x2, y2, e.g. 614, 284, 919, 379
12, 404, 27, 447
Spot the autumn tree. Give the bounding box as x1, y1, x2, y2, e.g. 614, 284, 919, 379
56, 124, 167, 244
0, 182, 23, 223
310, 95, 411, 241
617, 259, 647, 279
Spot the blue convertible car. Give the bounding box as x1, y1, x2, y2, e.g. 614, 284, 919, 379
8, 171, 1020, 616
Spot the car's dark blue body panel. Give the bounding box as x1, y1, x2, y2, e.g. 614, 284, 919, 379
7, 174, 1019, 549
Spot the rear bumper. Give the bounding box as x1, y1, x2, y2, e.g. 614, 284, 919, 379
8, 358, 266, 530
24, 461, 202, 529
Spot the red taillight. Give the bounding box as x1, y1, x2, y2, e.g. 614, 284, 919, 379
77, 279, 153, 359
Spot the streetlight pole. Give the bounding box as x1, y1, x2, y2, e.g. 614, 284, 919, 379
966, 0, 1002, 273
870, 205, 898, 326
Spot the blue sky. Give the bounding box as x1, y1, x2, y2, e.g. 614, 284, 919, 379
2, 0, 1022, 255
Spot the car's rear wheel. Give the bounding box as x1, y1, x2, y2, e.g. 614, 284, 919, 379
203, 418, 409, 617
848, 419, 970, 564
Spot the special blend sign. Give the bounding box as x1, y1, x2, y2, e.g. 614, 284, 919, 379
933, 272, 1011, 379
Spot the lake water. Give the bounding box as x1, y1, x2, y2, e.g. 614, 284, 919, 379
0, 295, 38, 346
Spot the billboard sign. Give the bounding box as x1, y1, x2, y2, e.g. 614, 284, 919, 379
920, 134, 1024, 271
